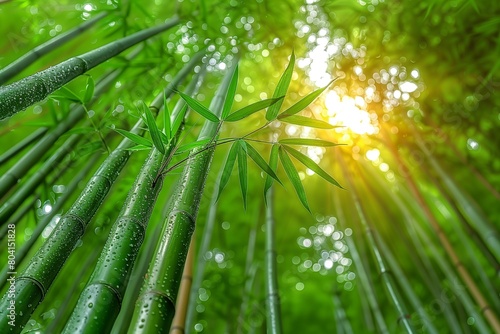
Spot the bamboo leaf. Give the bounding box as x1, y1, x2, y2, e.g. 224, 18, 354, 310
278, 114, 335, 129
238, 140, 248, 209
126, 144, 153, 151
142, 102, 166, 154
51, 86, 82, 103
83, 75, 95, 104
282, 144, 343, 188
178, 91, 219, 122
221, 64, 238, 119
114, 129, 152, 147
278, 146, 310, 212
279, 138, 342, 147
244, 142, 281, 185
216, 141, 239, 201
172, 104, 188, 135
163, 93, 171, 139
264, 144, 279, 202
225, 97, 284, 122
266, 51, 295, 121
175, 138, 211, 155
280, 80, 333, 117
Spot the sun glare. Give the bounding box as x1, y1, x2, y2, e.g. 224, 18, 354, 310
324, 90, 376, 135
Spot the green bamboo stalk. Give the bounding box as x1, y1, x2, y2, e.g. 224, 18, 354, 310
413, 129, 500, 261
109, 222, 160, 334
128, 63, 236, 334
185, 172, 221, 334
338, 154, 415, 333
0, 46, 141, 199
333, 188, 389, 334
237, 208, 260, 334
0, 152, 100, 288
0, 12, 107, 85
0, 134, 82, 224
62, 146, 166, 334
0, 56, 199, 333
363, 159, 490, 332
61, 61, 204, 333
429, 172, 500, 308
0, 197, 38, 242
332, 291, 353, 334
0, 17, 180, 120
44, 249, 99, 334
359, 158, 463, 333
0, 128, 48, 166
264, 186, 283, 334
380, 124, 500, 332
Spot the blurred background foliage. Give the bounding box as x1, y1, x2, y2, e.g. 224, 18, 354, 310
0, 0, 499, 333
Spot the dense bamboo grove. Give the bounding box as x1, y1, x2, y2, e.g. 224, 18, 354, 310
0, 0, 499, 333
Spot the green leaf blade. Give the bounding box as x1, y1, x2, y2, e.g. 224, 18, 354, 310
278, 146, 310, 212
280, 80, 334, 117
278, 115, 334, 129
283, 145, 343, 188
237, 140, 248, 209
142, 102, 166, 155
264, 144, 279, 203
174, 138, 211, 155
163, 94, 171, 139
225, 97, 284, 122
245, 142, 281, 185
279, 138, 342, 147
114, 129, 152, 148
217, 142, 239, 201
178, 91, 219, 122
266, 51, 295, 121
221, 65, 238, 119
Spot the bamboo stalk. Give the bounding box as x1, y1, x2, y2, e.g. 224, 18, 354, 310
0, 197, 37, 242
0, 12, 107, 85
0, 46, 142, 199
359, 158, 467, 333
379, 124, 500, 332
44, 249, 99, 334
264, 186, 283, 334
127, 63, 237, 333
170, 240, 195, 334
185, 171, 221, 334
0, 128, 48, 166
0, 134, 82, 224
0, 17, 180, 120
0, 152, 100, 288
333, 187, 389, 334
412, 126, 500, 261
338, 153, 415, 333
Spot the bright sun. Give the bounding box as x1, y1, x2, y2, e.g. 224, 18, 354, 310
323, 90, 376, 135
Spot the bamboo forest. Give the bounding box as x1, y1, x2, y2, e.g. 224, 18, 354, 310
0, 0, 499, 333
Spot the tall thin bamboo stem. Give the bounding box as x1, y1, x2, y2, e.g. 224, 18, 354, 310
338, 153, 415, 333
0, 134, 82, 224
0, 12, 107, 85
264, 186, 282, 334
185, 172, 221, 334
0, 152, 100, 288
333, 187, 389, 333
0, 128, 48, 166
380, 124, 500, 332
0, 17, 179, 120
